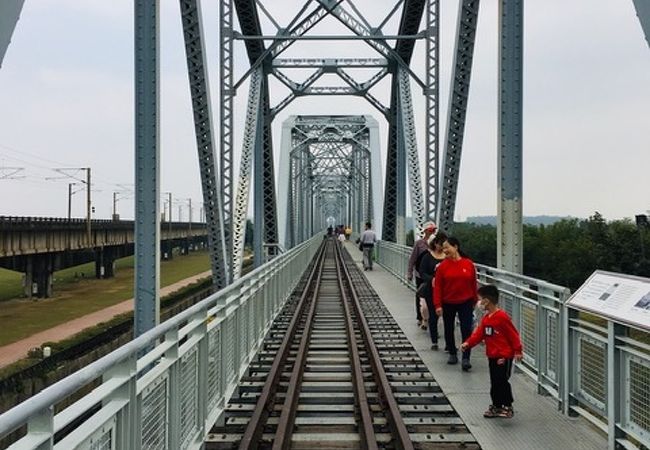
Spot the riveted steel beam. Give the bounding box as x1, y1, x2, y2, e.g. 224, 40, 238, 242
134, 0, 160, 337
424, 0, 440, 222
397, 68, 426, 236
498, 0, 523, 273
180, 0, 229, 288
232, 68, 263, 279
0, 0, 24, 69
438, 0, 480, 232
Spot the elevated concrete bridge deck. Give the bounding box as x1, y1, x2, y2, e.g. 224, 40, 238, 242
0, 216, 208, 297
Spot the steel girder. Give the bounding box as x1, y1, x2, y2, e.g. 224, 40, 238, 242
424, 0, 440, 221
227, 0, 430, 251
382, 86, 400, 243
395, 0, 426, 64
382, 0, 429, 243
498, 0, 523, 273
220, 0, 234, 269
397, 69, 426, 236
180, 0, 229, 288
438, 0, 481, 232
232, 68, 263, 279
633, 0, 650, 47
0, 0, 24, 69
134, 0, 160, 336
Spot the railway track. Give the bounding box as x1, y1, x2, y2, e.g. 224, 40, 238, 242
207, 239, 478, 449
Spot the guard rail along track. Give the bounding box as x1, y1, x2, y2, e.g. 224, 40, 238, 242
207, 239, 478, 449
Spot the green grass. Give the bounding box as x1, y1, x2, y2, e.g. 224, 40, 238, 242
0, 251, 211, 347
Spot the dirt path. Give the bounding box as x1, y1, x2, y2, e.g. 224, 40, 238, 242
0, 271, 212, 369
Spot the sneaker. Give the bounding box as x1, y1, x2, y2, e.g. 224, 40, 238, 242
420, 322, 428, 330
461, 359, 472, 371
483, 405, 500, 418
497, 406, 514, 418
430, 343, 439, 350
447, 353, 458, 365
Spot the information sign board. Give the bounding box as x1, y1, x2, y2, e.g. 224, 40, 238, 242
566, 270, 650, 331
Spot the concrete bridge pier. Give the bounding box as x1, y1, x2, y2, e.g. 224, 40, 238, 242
94, 247, 116, 279
162, 241, 174, 260
23, 255, 54, 298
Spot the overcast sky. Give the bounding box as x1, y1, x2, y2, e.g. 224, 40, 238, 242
0, 0, 648, 224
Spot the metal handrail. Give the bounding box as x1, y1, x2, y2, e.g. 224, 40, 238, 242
0, 234, 322, 449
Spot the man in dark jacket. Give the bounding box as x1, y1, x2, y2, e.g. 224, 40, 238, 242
407, 221, 437, 328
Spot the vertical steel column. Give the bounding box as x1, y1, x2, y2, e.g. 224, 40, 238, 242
134, 0, 160, 336
425, 0, 439, 221
220, 0, 234, 268
180, 0, 228, 287
497, 0, 523, 273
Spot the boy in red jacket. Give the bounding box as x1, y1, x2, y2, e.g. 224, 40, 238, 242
461, 284, 523, 418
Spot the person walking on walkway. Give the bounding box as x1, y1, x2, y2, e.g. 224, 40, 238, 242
434, 236, 477, 371
461, 284, 523, 418
416, 231, 447, 349
360, 221, 377, 271
407, 221, 437, 328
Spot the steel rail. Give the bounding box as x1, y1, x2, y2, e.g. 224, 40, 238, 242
334, 242, 379, 449
271, 247, 327, 449
238, 241, 327, 449
337, 247, 415, 450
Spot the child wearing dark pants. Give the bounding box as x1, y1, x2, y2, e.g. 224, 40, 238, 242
461, 284, 523, 418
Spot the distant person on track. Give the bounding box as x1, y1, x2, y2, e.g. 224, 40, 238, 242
407, 221, 437, 329
433, 236, 477, 371
359, 222, 377, 271
338, 231, 346, 244
461, 285, 523, 418
344, 225, 352, 240
416, 231, 447, 350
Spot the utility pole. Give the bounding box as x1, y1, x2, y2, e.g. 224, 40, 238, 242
68, 183, 75, 220
188, 198, 192, 232
86, 168, 91, 245
48, 167, 91, 243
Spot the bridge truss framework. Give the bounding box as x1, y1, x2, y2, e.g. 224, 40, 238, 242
277, 115, 383, 251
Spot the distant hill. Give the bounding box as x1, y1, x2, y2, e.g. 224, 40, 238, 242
465, 215, 571, 226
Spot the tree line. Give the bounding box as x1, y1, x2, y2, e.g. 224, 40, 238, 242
410, 212, 650, 291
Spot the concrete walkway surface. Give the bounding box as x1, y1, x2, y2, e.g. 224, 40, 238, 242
0, 270, 211, 369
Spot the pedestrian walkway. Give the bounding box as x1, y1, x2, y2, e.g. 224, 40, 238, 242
0, 270, 211, 369
343, 241, 606, 450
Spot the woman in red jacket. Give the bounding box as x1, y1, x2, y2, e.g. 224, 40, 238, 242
433, 236, 477, 370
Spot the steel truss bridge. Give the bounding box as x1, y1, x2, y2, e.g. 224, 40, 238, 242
0, 0, 649, 449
